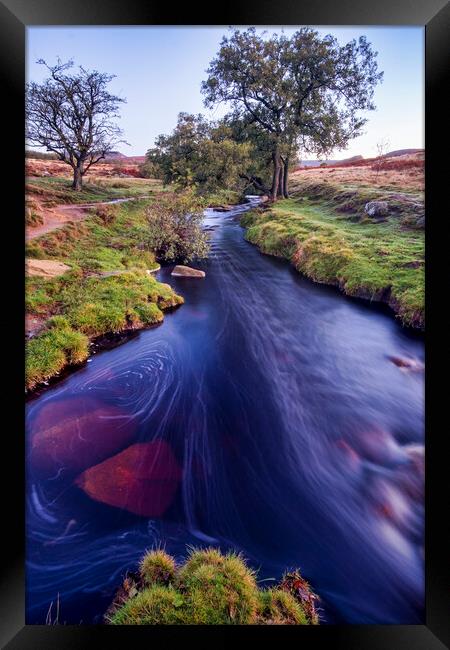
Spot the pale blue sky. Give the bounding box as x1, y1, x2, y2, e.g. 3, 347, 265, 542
26, 26, 424, 159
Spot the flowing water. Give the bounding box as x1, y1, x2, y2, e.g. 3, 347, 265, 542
26, 199, 424, 624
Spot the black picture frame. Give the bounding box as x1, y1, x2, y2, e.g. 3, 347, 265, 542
1, 1, 449, 647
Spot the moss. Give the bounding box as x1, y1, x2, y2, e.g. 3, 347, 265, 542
257, 589, 308, 624
177, 548, 259, 624
140, 550, 176, 587
107, 547, 319, 626
108, 586, 188, 625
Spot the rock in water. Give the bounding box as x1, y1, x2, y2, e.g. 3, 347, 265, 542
29, 396, 138, 478
75, 441, 182, 517
171, 265, 205, 278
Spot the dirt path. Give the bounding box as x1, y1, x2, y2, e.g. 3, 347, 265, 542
26, 196, 149, 241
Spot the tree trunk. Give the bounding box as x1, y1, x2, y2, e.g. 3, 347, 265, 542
72, 164, 83, 191
277, 159, 285, 197
283, 156, 289, 198
270, 147, 281, 201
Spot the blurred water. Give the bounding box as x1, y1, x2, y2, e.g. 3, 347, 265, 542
26, 199, 424, 624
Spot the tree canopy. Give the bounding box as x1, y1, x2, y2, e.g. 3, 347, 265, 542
202, 28, 383, 199
26, 59, 126, 189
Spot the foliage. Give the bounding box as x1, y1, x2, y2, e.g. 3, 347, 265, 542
26, 59, 126, 189
202, 28, 383, 199
146, 113, 254, 194
107, 547, 319, 625
145, 190, 210, 263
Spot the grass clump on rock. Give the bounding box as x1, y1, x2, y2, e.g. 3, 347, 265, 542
256, 589, 308, 625
106, 547, 319, 625
140, 549, 176, 587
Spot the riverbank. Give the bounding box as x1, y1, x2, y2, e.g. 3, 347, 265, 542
241, 171, 424, 329
25, 190, 183, 393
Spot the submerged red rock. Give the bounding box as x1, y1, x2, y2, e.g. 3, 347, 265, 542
29, 396, 138, 478
75, 440, 182, 517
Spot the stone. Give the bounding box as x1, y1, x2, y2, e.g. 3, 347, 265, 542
29, 396, 138, 478
75, 441, 182, 517
364, 201, 389, 218
171, 265, 205, 278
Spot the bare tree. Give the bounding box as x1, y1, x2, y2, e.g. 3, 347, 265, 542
374, 137, 390, 180
26, 59, 127, 190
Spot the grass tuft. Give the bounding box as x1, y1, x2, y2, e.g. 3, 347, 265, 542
107, 547, 319, 625
140, 550, 176, 587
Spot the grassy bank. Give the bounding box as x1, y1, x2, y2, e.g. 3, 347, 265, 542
25, 193, 183, 391
106, 548, 319, 625
241, 174, 424, 329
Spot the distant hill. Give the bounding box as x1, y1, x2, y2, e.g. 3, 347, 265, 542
299, 155, 364, 168
383, 148, 424, 158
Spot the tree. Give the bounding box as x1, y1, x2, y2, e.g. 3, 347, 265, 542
26, 59, 126, 190
146, 113, 254, 195
374, 137, 390, 180
202, 28, 383, 200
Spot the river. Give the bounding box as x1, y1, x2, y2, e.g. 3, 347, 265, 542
26, 199, 424, 624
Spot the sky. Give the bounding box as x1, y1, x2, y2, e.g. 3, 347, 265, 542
26, 26, 424, 160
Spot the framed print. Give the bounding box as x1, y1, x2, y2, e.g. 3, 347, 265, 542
1, 0, 449, 647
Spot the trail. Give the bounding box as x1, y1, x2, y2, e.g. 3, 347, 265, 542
26, 196, 150, 241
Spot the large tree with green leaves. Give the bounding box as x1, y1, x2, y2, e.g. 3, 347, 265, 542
202, 28, 383, 200
26, 59, 126, 190
146, 112, 254, 194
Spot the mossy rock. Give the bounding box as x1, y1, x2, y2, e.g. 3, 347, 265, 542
140, 550, 176, 587
107, 547, 320, 626
108, 585, 187, 625
257, 589, 308, 624
177, 549, 259, 624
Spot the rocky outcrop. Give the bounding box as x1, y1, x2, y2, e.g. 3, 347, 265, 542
26, 258, 71, 277
364, 201, 389, 218
171, 265, 205, 278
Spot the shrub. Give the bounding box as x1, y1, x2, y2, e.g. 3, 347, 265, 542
146, 191, 209, 263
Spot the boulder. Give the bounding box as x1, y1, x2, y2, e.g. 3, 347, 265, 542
171, 265, 205, 278
29, 396, 138, 478
75, 441, 182, 517
26, 258, 71, 278
364, 201, 389, 218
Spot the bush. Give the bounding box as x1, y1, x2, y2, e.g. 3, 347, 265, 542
146, 191, 209, 263
107, 547, 319, 626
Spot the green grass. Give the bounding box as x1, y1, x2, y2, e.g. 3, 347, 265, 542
107, 547, 319, 625
242, 182, 424, 329
25, 195, 183, 391
26, 316, 89, 389
26, 175, 161, 205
